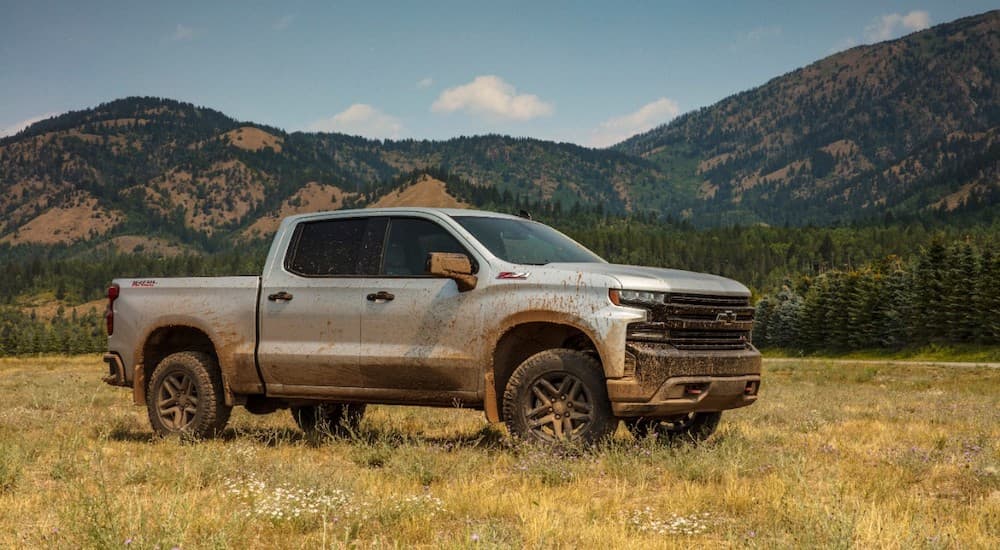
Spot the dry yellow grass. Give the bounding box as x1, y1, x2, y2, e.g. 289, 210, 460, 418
242, 183, 356, 240
371, 176, 470, 209
105, 235, 191, 257
930, 182, 990, 212
222, 127, 284, 153
0, 357, 997, 548
18, 297, 106, 321
0, 197, 123, 245
140, 160, 266, 234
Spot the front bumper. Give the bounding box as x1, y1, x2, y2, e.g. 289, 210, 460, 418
606, 342, 761, 417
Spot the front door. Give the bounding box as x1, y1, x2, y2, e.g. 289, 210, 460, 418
359, 216, 482, 397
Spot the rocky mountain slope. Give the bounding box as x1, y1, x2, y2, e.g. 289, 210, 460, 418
0, 97, 660, 250
617, 10, 999, 225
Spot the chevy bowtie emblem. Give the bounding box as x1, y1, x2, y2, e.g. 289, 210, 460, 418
716, 310, 738, 325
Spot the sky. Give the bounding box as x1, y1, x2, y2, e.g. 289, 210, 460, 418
0, 1, 995, 147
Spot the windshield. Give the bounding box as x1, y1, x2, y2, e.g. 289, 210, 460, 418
453, 216, 606, 265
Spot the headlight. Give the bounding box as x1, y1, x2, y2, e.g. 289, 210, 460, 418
609, 289, 667, 306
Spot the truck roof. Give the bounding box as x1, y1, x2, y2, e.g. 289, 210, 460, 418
282, 207, 524, 224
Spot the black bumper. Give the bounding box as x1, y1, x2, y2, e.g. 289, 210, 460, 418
606, 342, 761, 417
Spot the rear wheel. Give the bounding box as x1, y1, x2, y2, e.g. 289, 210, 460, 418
502, 349, 616, 445
147, 351, 231, 438
291, 403, 366, 435
625, 411, 722, 443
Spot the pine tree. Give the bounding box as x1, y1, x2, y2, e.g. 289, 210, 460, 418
880, 262, 910, 348
912, 241, 948, 342
768, 286, 804, 348
754, 296, 775, 347
977, 250, 1000, 343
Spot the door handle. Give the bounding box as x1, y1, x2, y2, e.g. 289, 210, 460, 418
366, 291, 395, 302
267, 291, 294, 302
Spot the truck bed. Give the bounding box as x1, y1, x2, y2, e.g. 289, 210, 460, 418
109, 276, 261, 394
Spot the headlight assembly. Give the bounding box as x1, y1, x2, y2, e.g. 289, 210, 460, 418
609, 289, 667, 307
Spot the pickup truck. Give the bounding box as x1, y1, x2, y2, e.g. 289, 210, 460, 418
103, 207, 760, 444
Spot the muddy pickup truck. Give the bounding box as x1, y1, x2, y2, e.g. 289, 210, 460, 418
103, 207, 760, 444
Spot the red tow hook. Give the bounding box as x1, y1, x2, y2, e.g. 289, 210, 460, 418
684, 384, 708, 397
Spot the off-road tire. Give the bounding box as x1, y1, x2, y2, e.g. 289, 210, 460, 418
625, 411, 722, 443
291, 403, 366, 435
147, 351, 231, 438
502, 349, 616, 445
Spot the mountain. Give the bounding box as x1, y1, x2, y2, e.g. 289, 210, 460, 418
0, 11, 997, 253
617, 10, 1000, 225
0, 96, 664, 251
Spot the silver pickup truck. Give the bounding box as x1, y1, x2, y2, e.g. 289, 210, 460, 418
103, 207, 760, 444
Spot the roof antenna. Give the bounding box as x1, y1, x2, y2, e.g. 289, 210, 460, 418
518, 209, 532, 220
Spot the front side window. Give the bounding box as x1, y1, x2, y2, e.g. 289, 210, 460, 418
453, 216, 605, 265
284, 218, 368, 276
381, 218, 470, 276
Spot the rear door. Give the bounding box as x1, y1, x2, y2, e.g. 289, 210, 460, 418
257, 216, 385, 392
359, 216, 482, 396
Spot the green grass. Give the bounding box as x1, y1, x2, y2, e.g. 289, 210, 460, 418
1, 355, 998, 548
762, 344, 1000, 363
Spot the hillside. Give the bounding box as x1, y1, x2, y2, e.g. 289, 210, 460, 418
0, 11, 996, 251
617, 10, 1000, 225
0, 97, 660, 250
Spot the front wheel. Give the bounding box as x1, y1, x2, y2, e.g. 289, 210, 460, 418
147, 351, 231, 438
625, 411, 722, 443
502, 349, 616, 445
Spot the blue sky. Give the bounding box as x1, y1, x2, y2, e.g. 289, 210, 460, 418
0, 1, 994, 146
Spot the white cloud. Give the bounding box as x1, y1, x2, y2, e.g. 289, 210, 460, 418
273, 14, 295, 31
171, 24, 194, 41
431, 75, 553, 121
589, 98, 681, 148
864, 11, 931, 42
416, 77, 434, 89
902, 11, 932, 30
306, 104, 404, 139
0, 112, 58, 137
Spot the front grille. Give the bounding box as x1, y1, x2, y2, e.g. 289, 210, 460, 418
667, 293, 750, 308
627, 293, 754, 350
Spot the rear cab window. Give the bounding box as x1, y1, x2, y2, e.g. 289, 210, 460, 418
284, 217, 386, 276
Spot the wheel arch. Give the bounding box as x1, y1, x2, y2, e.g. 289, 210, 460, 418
133, 323, 224, 406
486, 313, 604, 422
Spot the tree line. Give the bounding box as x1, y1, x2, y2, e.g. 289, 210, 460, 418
1, 218, 996, 355
754, 240, 1000, 351
0, 306, 105, 356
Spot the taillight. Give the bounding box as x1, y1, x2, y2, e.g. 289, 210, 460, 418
106, 284, 119, 335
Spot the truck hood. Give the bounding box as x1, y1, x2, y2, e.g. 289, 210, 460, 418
545, 263, 750, 296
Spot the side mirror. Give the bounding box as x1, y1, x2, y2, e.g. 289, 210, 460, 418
426, 252, 478, 291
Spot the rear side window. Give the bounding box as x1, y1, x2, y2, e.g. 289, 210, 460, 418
285, 218, 368, 276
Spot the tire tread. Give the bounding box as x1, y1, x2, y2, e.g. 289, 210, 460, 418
146, 351, 231, 438
502, 348, 615, 445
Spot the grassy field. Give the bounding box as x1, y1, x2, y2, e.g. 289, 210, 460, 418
761, 344, 1000, 363
1, 356, 997, 549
